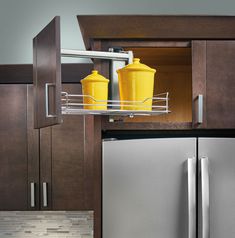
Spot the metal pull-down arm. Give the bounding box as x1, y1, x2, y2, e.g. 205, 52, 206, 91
61, 48, 133, 102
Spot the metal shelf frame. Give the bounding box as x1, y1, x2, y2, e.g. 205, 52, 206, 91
61, 92, 170, 117
60, 49, 169, 118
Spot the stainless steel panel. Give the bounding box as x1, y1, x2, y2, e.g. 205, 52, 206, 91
103, 138, 196, 238
110, 60, 125, 102
199, 138, 235, 238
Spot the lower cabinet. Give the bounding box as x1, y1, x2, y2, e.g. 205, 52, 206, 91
0, 84, 31, 210
0, 84, 93, 210
39, 84, 93, 210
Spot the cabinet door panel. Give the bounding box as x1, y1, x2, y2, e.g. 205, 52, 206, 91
27, 85, 40, 210
206, 41, 235, 128
0, 85, 28, 210
40, 84, 94, 210
39, 126, 52, 210
192, 41, 207, 128
192, 40, 235, 129
33, 16, 62, 129
51, 114, 86, 210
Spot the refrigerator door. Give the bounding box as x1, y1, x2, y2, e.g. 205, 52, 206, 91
198, 138, 235, 238
103, 138, 196, 238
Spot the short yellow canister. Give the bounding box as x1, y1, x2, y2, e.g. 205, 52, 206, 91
80, 70, 109, 110
117, 58, 156, 111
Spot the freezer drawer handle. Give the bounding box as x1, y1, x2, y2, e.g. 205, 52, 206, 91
30, 182, 35, 208
200, 157, 210, 238
187, 158, 196, 238
42, 182, 48, 207
45, 83, 57, 118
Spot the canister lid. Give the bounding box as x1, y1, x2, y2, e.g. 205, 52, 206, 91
81, 70, 109, 83
117, 58, 156, 73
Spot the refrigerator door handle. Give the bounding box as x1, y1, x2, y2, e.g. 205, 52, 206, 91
200, 157, 210, 238
187, 157, 196, 238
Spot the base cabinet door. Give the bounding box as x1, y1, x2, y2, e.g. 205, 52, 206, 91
0, 85, 39, 210
0, 84, 92, 210
103, 138, 196, 238
40, 84, 94, 210
198, 138, 235, 238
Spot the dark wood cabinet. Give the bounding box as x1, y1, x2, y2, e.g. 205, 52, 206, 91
33, 16, 235, 131
33, 16, 62, 129
0, 84, 39, 210
0, 84, 92, 210
192, 40, 235, 129
205, 41, 235, 128
40, 84, 93, 210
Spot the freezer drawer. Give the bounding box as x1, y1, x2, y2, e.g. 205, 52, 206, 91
102, 138, 196, 238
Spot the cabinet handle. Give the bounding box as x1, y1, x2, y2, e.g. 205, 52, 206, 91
187, 158, 196, 238
197, 94, 203, 124
42, 182, 48, 207
45, 83, 57, 118
200, 157, 210, 238
30, 182, 35, 208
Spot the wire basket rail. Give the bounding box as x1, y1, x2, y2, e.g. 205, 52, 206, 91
61, 92, 170, 117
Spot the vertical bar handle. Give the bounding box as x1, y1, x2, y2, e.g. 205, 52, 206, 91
42, 182, 48, 207
45, 83, 57, 118
200, 157, 210, 238
187, 158, 196, 238
30, 182, 35, 208
198, 94, 203, 124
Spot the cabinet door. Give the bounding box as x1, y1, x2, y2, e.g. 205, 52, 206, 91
103, 138, 196, 238
40, 84, 93, 210
33, 16, 62, 129
192, 41, 235, 128
0, 85, 39, 210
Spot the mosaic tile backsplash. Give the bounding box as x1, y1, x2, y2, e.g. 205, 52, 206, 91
0, 211, 93, 238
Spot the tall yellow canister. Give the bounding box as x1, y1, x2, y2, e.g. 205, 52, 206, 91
80, 70, 109, 110
117, 58, 156, 111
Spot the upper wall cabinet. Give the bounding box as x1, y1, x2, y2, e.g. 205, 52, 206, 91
33, 17, 169, 129
34, 16, 235, 130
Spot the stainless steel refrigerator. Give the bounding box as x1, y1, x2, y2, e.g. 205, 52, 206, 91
102, 138, 235, 238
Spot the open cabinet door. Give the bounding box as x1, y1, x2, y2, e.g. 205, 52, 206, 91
33, 16, 62, 129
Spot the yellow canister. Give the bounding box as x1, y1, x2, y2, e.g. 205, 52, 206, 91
80, 70, 109, 110
117, 58, 156, 111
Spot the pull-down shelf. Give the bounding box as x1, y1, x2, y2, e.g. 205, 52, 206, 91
61, 48, 170, 117
61, 92, 169, 117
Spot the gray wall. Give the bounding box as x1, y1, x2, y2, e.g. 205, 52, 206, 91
0, 0, 235, 64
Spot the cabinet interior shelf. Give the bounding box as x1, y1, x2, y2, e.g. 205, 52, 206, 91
61, 92, 170, 117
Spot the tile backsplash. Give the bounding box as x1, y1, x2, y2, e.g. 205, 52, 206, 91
0, 211, 93, 238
